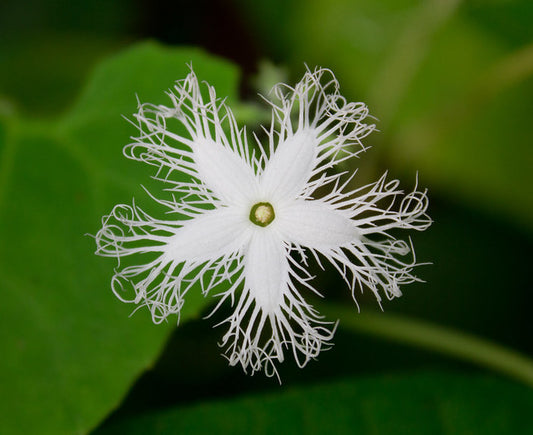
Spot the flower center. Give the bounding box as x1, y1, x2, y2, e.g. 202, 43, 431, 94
249, 202, 275, 227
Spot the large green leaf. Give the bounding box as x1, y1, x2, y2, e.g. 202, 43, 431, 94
0, 42, 239, 435
94, 371, 533, 434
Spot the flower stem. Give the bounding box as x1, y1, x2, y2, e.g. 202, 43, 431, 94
321, 303, 533, 388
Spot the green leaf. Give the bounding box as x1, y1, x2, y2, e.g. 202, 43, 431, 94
0, 42, 239, 435
94, 371, 533, 434
0, 34, 125, 116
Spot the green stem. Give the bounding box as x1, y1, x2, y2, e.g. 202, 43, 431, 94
321, 304, 533, 388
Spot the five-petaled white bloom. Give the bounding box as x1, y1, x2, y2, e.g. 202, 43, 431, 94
95, 67, 431, 378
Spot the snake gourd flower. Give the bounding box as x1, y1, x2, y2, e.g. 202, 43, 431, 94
95, 67, 431, 378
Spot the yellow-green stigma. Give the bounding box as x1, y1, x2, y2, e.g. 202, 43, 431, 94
250, 202, 275, 227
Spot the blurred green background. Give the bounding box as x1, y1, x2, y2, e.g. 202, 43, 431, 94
1, 0, 532, 434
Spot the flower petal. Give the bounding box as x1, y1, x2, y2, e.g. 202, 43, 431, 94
276, 199, 358, 249
259, 129, 318, 202
193, 138, 259, 206
165, 205, 251, 261
244, 229, 289, 314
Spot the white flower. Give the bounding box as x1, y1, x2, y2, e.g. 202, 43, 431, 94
95, 67, 431, 378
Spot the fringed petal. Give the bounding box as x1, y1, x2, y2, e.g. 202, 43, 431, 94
303, 174, 431, 306
218, 230, 336, 379
259, 67, 376, 202
276, 198, 358, 248
95, 202, 250, 323
125, 70, 259, 207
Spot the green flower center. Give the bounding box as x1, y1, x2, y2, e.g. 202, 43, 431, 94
249, 202, 275, 227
